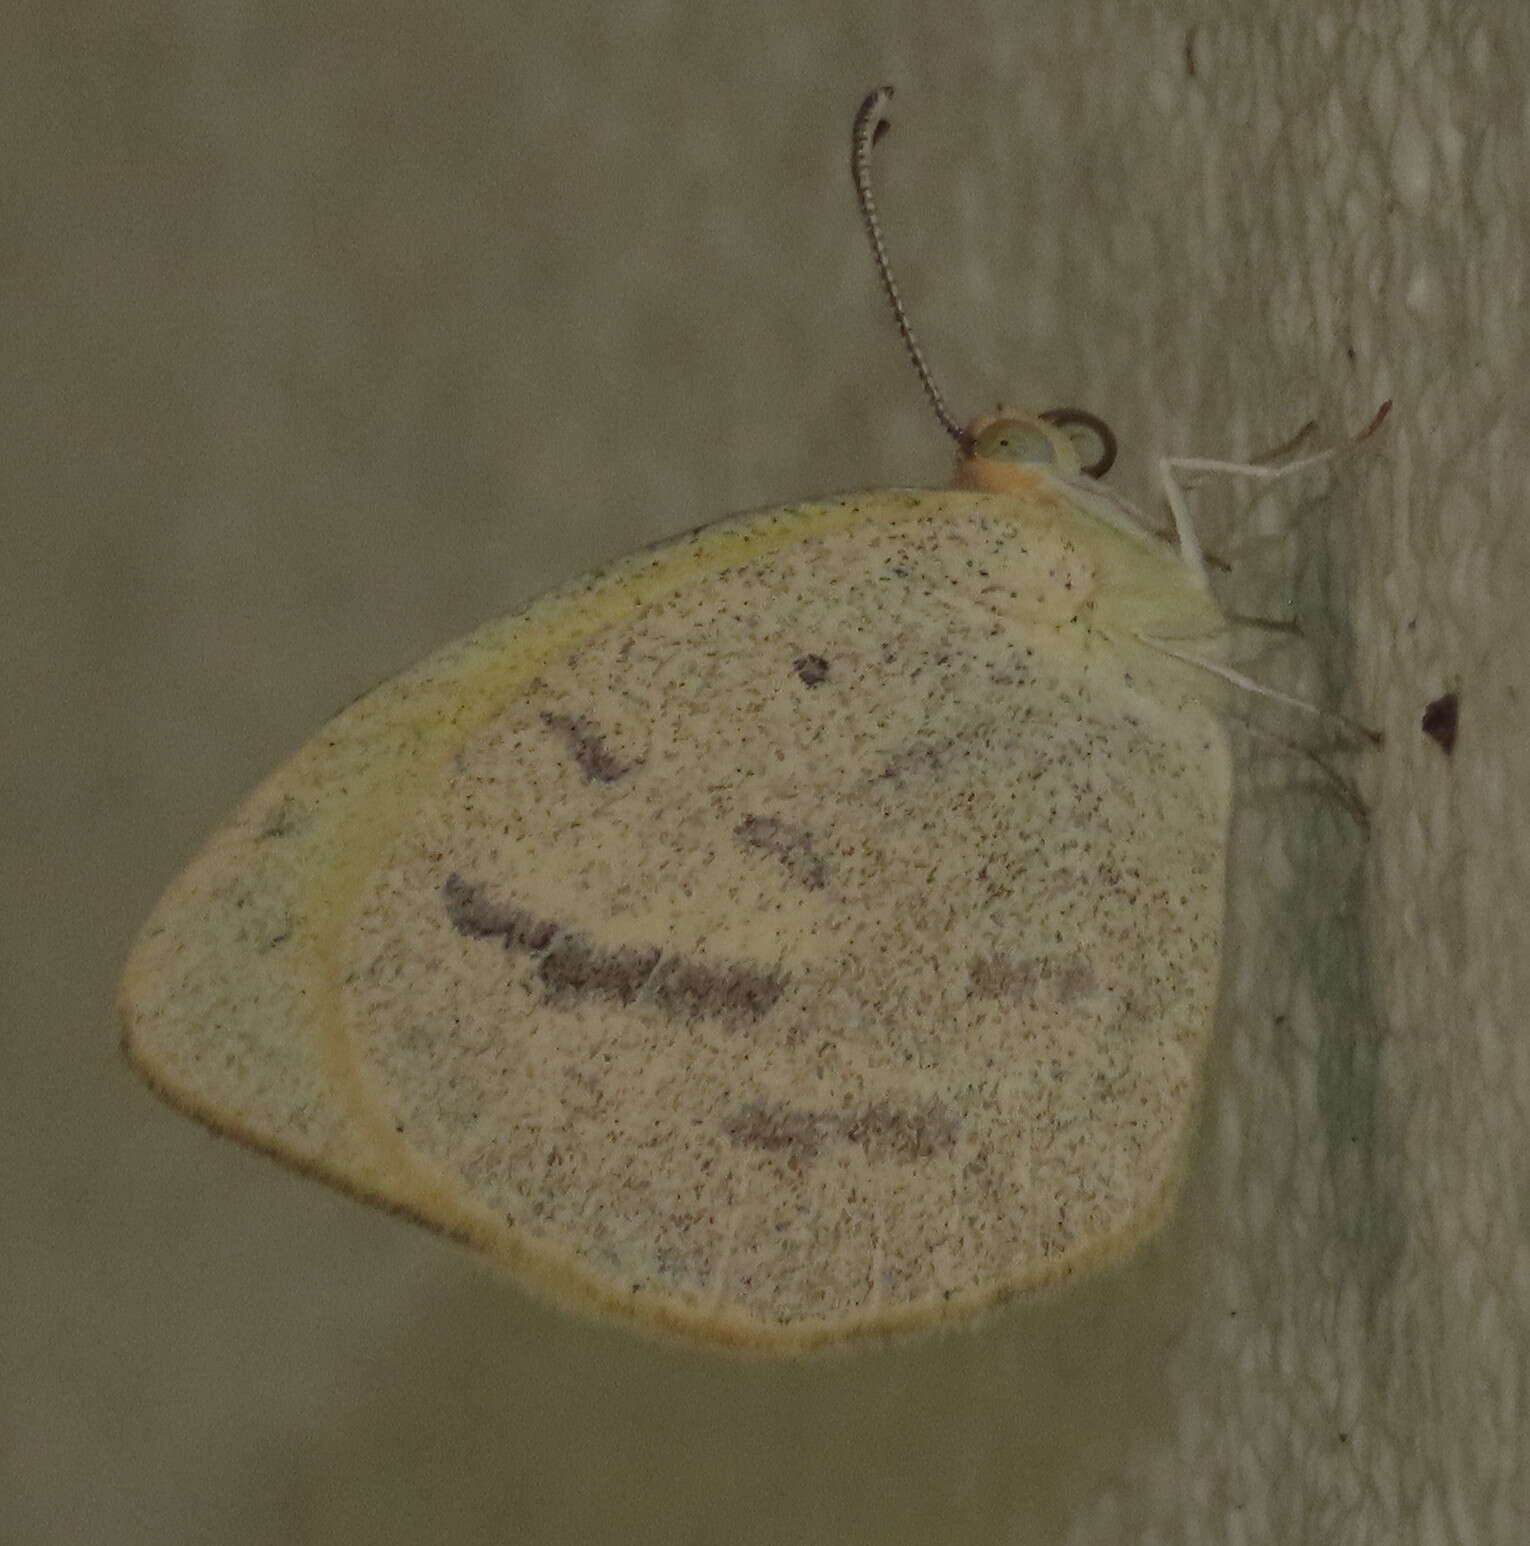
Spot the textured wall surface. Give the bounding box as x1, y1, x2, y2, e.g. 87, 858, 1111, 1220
5, 1, 1526, 1542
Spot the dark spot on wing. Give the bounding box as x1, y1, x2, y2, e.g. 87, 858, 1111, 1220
258, 915, 294, 951
443, 872, 558, 951
257, 797, 305, 839
723, 1103, 828, 1160
1051, 961, 1096, 1002
539, 936, 661, 1005
723, 1099, 958, 1165
1421, 692, 1459, 754
839, 1100, 959, 1162
733, 814, 830, 890
650, 957, 787, 1023
442, 875, 784, 1024
877, 739, 954, 782
540, 711, 638, 782
793, 653, 830, 686
968, 955, 1095, 1004
968, 955, 1038, 1000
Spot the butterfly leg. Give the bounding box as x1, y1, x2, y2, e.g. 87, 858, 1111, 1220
1157, 401, 1390, 585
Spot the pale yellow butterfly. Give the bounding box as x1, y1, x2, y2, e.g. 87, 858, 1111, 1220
120, 87, 1384, 1355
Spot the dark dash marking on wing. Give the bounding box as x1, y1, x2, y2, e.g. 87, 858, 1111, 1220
723, 1099, 959, 1165
540, 711, 639, 782
442, 874, 784, 1024
443, 871, 557, 951
733, 814, 830, 890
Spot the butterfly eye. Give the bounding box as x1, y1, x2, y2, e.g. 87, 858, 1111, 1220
969, 419, 1057, 464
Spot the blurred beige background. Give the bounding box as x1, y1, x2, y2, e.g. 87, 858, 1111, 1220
6, 1, 1527, 1542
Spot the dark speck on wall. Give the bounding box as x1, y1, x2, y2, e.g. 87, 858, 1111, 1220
793, 654, 830, 687
1421, 692, 1459, 754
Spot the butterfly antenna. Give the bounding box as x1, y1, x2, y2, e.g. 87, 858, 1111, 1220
851, 86, 963, 444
